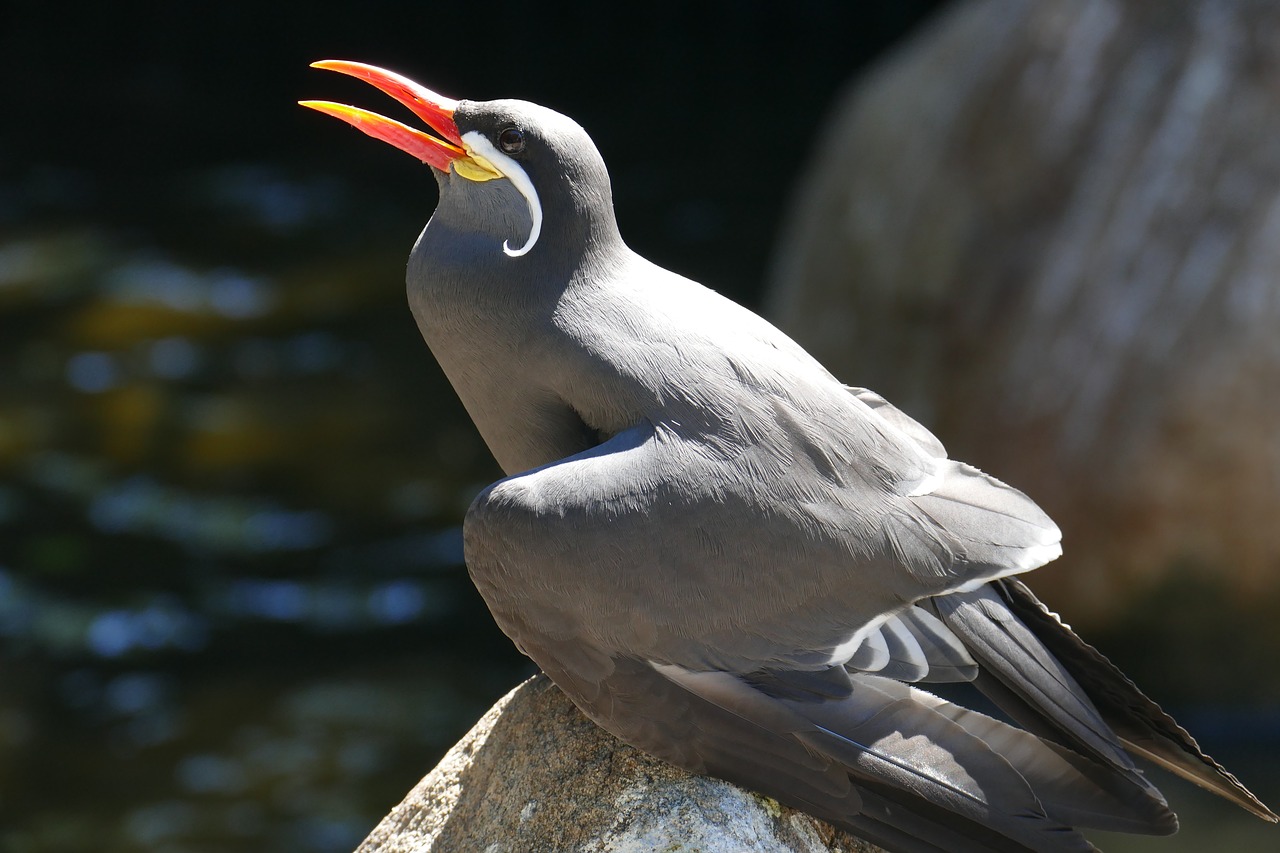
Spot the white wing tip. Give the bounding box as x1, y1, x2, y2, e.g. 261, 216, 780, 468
1018, 539, 1063, 570
905, 469, 945, 497
951, 539, 1063, 594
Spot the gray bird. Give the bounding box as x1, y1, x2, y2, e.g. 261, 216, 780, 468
302, 61, 1277, 852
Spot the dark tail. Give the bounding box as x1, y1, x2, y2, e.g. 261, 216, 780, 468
990, 578, 1277, 822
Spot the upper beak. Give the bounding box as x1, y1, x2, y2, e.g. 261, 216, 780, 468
301, 60, 488, 176
303, 59, 538, 256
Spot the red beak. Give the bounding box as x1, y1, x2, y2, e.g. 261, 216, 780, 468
300, 60, 466, 171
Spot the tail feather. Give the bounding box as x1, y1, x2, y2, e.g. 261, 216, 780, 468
655, 661, 1146, 851
697, 717, 1052, 853
629, 660, 1059, 852
805, 761, 1082, 853
929, 584, 1145, 778
995, 579, 1280, 823
913, 683, 1176, 834
802, 674, 1172, 835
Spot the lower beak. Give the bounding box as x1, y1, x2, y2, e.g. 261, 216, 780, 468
301, 60, 485, 175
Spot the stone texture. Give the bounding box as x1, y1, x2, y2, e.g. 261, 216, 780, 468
355, 676, 879, 853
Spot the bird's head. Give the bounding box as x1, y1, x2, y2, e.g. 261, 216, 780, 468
302, 60, 619, 261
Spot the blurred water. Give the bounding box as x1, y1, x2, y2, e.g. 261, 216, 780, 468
0, 157, 533, 851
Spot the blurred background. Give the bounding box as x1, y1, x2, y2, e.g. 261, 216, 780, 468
2, 1, 1277, 851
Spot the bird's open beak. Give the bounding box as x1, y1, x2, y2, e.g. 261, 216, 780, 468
301, 60, 501, 182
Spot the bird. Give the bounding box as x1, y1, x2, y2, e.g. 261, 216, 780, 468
301, 60, 1277, 852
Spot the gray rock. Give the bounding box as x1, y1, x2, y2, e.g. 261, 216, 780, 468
356, 676, 880, 853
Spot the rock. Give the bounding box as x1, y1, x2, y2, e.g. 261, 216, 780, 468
355, 675, 880, 853
767, 0, 1280, 628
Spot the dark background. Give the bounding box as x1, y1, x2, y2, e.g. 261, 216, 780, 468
0, 2, 967, 851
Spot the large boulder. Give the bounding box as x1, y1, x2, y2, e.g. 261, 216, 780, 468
768, 0, 1280, 629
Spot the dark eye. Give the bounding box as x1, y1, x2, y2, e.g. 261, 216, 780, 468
498, 127, 525, 154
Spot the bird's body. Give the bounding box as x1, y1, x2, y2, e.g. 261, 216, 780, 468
304, 63, 1277, 852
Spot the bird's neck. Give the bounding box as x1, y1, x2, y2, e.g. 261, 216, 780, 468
406, 186, 634, 474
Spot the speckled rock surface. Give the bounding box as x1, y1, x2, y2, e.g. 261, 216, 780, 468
355, 675, 880, 853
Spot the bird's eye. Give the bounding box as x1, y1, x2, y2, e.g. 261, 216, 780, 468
498, 127, 525, 154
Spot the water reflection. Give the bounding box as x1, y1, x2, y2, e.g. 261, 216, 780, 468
86, 600, 209, 657
89, 477, 334, 552
194, 166, 348, 233
103, 255, 275, 320
0, 155, 525, 852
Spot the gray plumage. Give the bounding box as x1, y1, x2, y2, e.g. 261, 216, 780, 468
375, 93, 1276, 851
